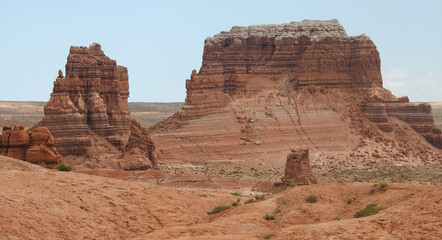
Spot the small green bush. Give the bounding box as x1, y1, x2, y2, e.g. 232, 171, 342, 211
301, 205, 309, 213
354, 203, 387, 218
347, 197, 356, 204
289, 181, 296, 187
56, 163, 71, 171
377, 181, 389, 189
207, 204, 232, 214
230, 192, 240, 196
255, 194, 265, 200
305, 194, 318, 203
245, 198, 255, 204
264, 214, 275, 221
231, 198, 240, 207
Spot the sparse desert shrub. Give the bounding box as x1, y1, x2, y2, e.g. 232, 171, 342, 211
354, 203, 387, 218
264, 214, 275, 221
289, 181, 295, 187
332, 213, 342, 220
207, 204, 232, 214
301, 205, 309, 213
245, 198, 255, 204
273, 206, 281, 214
79, 205, 89, 211
305, 194, 318, 203
231, 198, 240, 207
255, 194, 265, 200
377, 181, 389, 189
230, 192, 240, 196
263, 232, 276, 239
347, 197, 356, 204
56, 163, 71, 171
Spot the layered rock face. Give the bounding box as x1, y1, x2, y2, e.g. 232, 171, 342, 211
282, 148, 317, 185
364, 101, 441, 148
0, 124, 62, 165
152, 20, 441, 169
39, 43, 157, 170
181, 20, 382, 117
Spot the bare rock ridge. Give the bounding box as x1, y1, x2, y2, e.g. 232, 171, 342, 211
282, 148, 317, 186
0, 124, 62, 165
151, 19, 441, 168
39, 43, 157, 170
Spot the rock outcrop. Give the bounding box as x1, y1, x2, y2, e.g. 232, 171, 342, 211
151, 19, 441, 170
38, 43, 157, 170
364, 101, 442, 148
0, 124, 62, 165
282, 148, 317, 185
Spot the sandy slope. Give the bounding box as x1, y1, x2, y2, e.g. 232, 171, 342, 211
0, 156, 441, 239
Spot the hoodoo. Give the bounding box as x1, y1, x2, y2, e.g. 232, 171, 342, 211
282, 148, 317, 186
151, 19, 441, 169
39, 43, 157, 170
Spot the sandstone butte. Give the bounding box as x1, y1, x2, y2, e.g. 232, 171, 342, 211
151, 19, 442, 170
36, 43, 157, 170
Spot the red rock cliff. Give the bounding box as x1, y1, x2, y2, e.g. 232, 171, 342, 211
182, 20, 382, 117
39, 43, 157, 170
152, 20, 441, 170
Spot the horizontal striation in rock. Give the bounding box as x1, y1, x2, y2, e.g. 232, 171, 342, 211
183, 20, 382, 120
364, 101, 441, 148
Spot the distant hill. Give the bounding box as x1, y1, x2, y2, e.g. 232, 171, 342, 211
0, 101, 439, 129
0, 101, 183, 128
430, 102, 442, 130
128, 102, 183, 127
0, 101, 45, 128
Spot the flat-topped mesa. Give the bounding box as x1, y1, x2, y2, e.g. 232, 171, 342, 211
183, 19, 382, 117
151, 20, 441, 167
39, 43, 157, 170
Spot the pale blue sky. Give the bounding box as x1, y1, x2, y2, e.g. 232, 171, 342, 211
0, 0, 441, 102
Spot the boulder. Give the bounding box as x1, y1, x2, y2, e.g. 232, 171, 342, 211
5, 124, 30, 159
0, 125, 62, 165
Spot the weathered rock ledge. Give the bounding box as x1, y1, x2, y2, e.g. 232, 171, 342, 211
205, 19, 369, 46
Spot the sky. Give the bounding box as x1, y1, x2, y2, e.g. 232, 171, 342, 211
0, 0, 441, 102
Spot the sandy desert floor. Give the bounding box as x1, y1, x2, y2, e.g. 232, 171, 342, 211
1, 156, 440, 240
